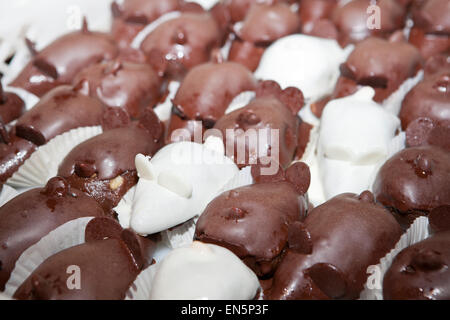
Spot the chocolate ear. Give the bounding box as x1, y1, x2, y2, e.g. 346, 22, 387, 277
358, 190, 375, 203
406, 117, 436, 148
101, 107, 131, 131
279, 87, 304, 115
255, 80, 282, 99
288, 221, 312, 254
305, 263, 348, 299
0, 117, 10, 144
121, 229, 156, 270
81, 16, 89, 33
25, 38, 38, 56
111, 1, 122, 18
85, 217, 123, 243
429, 205, 450, 233
138, 107, 164, 140
285, 162, 310, 195
33, 58, 58, 79
251, 158, 285, 184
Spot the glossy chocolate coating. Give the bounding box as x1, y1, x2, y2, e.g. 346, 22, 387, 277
373, 146, 450, 227
338, 37, 423, 102
140, 12, 222, 78
400, 69, 450, 130
410, 0, 450, 36
0, 177, 104, 291
0, 134, 37, 183
228, 40, 265, 72
383, 231, 450, 300
15, 85, 105, 146
195, 180, 308, 277
0, 82, 25, 124
299, 0, 338, 39
10, 29, 118, 97
332, 0, 407, 46
213, 96, 301, 168
408, 28, 450, 61
405, 118, 450, 151
73, 60, 163, 119
267, 192, 402, 300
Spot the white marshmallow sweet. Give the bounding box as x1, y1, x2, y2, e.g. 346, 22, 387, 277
128, 139, 239, 235
254, 34, 353, 103
317, 87, 404, 200
149, 241, 260, 300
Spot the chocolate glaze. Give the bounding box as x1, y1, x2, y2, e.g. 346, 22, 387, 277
0, 134, 37, 183
15, 84, 105, 146
373, 146, 450, 228
10, 26, 119, 97
140, 12, 222, 79
195, 162, 310, 277
228, 40, 265, 72
73, 60, 163, 119
58, 108, 164, 213
266, 192, 402, 300
167, 61, 256, 141
332, 0, 407, 46
383, 231, 450, 300
0, 177, 105, 291
337, 37, 423, 102
0, 81, 25, 124
299, 0, 338, 38
406, 118, 450, 151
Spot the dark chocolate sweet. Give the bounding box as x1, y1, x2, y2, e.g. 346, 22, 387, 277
405, 118, 450, 151
10, 21, 119, 97
0, 80, 25, 124
408, 0, 450, 59
0, 133, 37, 183
373, 146, 450, 228
213, 80, 304, 168
195, 162, 310, 277
57, 107, 164, 214
140, 12, 223, 79
266, 191, 402, 300
383, 231, 450, 300
167, 61, 256, 141
73, 60, 163, 118
0, 177, 105, 291
332, 0, 407, 46
14, 217, 156, 300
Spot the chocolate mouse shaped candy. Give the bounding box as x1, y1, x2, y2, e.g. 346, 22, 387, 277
14, 217, 156, 300
0, 177, 105, 291
0, 80, 25, 125
266, 191, 402, 300
195, 161, 311, 277
10, 19, 119, 97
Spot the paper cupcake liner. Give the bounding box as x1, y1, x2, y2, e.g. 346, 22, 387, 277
3, 216, 94, 297
0, 184, 19, 206
114, 185, 136, 229
126, 264, 157, 300
359, 216, 430, 300
6, 125, 102, 188
382, 70, 423, 116
161, 218, 197, 249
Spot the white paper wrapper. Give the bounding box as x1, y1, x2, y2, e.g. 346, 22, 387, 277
115, 186, 136, 229
126, 264, 157, 300
0, 184, 19, 207
6, 126, 102, 188
3, 216, 95, 297
359, 216, 430, 300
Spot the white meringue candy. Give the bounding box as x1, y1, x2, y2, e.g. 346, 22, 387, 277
254, 34, 353, 103
128, 138, 239, 235
149, 241, 260, 300
317, 87, 404, 200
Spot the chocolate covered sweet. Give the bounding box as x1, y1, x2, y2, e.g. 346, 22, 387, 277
9, 21, 119, 97
408, 0, 450, 60
383, 231, 450, 300
0, 177, 105, 291
405, 118, 450, 151
195, 162, 310, 277
224, 0, 279, 23
332, 0, 407, 46
373, 146, 450, 228
14, 217, 156, 300
266, 191, 402, 300
73, 60, 163, 118
213, 80, 304, 168
298, 0, 338, 39
140, 12, 223, 79
0, 81, 25, 124
167, 61, 256, 141
0, 133, 37, 183
57, 107, 164, 214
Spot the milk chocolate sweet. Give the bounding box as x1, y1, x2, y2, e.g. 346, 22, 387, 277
224, 0, 276, 23
213, 80, 304, 168
195, 162, 310, 277
73, 60, 163, 119
299, 0, 338, 39
14, 217, 156, 300
336, 37, 423, 102
140, 12, 223, 79
408, 0, 450, 60
267, 191, 403, 300
9, 21, 119, 97
373, 146, 450, 228
228, 3, 300, 71
0, 81, 25, 124
332, 0, 407, 47
405, 118, 450, 151
167, 61, 256, 142
383, 230, 450, 300
0, 177, 105, 291
57, 107, 164, 214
